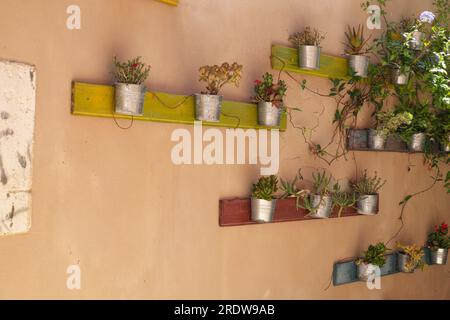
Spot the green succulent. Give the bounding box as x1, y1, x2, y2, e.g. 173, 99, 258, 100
252, 175, 278, 201
312, 170, 333, 195
345, 24, 371, 55
357, 242, 388, 267
332, 183, 356, 217
352, 170, 386, 195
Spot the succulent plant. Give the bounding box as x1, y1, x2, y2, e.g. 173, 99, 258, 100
113, 56, 151, 85
373, 110, 413, 138
252, 73, 287, 108
332, 183, 356, 217
289, 27, 326, 47
344, 24, 371, 55
356, 242, 388, 267
311, 170, 333, 195
198, 62, 243, 95
280, 171, 309, 209
352, 170, 386, 195
252, 175, 278, 201
396, 242, 426, 272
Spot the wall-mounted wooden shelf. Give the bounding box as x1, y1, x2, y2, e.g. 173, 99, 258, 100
333, 248, 433, 286
271, 44, 349, 80
71, 82, 287, 131
219, 198, 378, 227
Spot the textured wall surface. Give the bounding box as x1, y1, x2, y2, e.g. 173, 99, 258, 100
0, 0, 448, 299
0, 61, 35, 235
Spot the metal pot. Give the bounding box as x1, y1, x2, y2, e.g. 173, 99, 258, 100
430, 248, 448, 265
257, 101, 282, 127
357, 194, 378, 215
348, 55, 370, 78
251, 198, 277, 223
308, 195, 332, 219
298, 45, 321, 70
397, 251, 417, 273
357, 262, 378, 281
391, 68, 410, 85
368, 129, 386, 150
408, 133, 426, 152
410, 30, 424, 51
114, 83, 146, 116
440, 135, 450, 152
195, 94, 222, 122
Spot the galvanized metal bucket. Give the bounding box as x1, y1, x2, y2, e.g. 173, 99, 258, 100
308, 195, 332, 219
348, 55, 370, 78
298, 45, 321, 70
357, 194, 378, 215
408, 133, 426, 152
251, 198, 277, 223
368, 129, 386, 150
397, 252, 416, 273
114, 83, 146, 116
410, 31, 424, 50
257, 101, 282, 127
357, 263, 377, 281
440, 135, 450, 152
430, 248, 448, 265
391, 68, 410, 85
195, 94, 222, 122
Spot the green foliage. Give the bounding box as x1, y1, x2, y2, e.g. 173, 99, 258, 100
199, 62, 243, 95
113, 56, 151, 85
344, 24, 371, 55
396, 242, 426, 272
332, 184, 356, 217
252, 175, 278, 201
312, 170, 333, 195
357, 242, 388, 267
280, 171, 309, 209
373, 110, 413, 138
289, 27, 326, 46
352, 170, 386, 195
427, 222, 450, 249
252, 73, 287, 107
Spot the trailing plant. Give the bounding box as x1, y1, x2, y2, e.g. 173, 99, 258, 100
252, 73, 287, 107
252, 175, 278, 201
372, 110, 413, 138
199, 62, 243, 95
396, 242, 426, 272
356, 242, 388, 267
332, 183, 356, 217
113, 56, 151, 85
289, 27, 326, 46
344, 24, 371, 55
352, 170, 386, 195
427, 222, 450, 249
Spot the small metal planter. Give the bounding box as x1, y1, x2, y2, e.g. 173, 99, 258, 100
368, 129, 386, 150
391, 68, 410, 85
308, 195, 332, 219
408, 133, 426, 152
257, 101, 282, 127
114, 83, 146, 116
440, 135, 450, 152
357, 194, 378, 215
251, 198, 277, 223
195, 94, 222, 122
430, 248, 448, 265
397, 252, 417, 273
348, 55, 370, 78
357, 263, 377, 281
410, 31, 424, 51
298, 45, 321, 70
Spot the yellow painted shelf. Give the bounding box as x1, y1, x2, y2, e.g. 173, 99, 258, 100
271, 44, 350, 80
71, 82, 287, 131
155, 0, 179, 6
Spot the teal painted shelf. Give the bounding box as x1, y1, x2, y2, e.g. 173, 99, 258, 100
71, 82, 287, 131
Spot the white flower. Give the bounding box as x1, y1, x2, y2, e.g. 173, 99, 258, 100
419, 11, 435, 24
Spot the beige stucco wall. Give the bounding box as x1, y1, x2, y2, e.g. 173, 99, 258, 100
0, 0, 448, 299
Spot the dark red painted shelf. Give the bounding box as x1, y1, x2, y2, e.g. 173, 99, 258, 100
219, 198, 377, 227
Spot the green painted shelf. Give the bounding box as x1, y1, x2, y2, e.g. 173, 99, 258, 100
271, 44, 350, 80
71, 82, 287, 131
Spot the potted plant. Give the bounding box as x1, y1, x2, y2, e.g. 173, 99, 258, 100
196, 62, 243, 122
344, 24, 371, 78
289, 27, 326, 70
331, 183, 356, 217
408, 11, 436, 51
252, 73, 287, 127
251, 175, 278, 223
427, 222, 450, 265
113, 56, 151, 116
301, 170, 333, 219
351, 170, 386, 215
356, 242, 387, 281
396, 242, 426, 273
368, 110, 413, 150
398, 103, 433, 152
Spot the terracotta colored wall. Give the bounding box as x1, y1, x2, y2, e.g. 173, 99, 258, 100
0, 0, 448, 299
